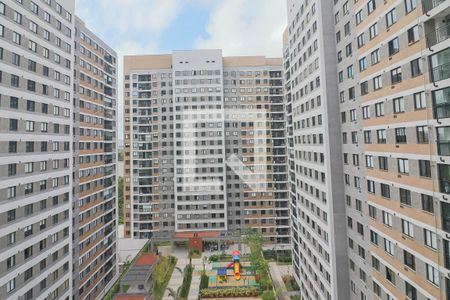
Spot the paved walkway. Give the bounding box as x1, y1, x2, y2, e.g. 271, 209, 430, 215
188, 258, 203, 300
268, 262, 300, 300
162, 248, 188, 300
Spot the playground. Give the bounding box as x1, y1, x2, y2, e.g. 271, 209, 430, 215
204, 251, 259, 289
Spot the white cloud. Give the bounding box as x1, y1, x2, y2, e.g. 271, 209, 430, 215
195, 0, 287, 57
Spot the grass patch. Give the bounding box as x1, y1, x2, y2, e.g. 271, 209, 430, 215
153, 256, 177, 300
179, 264, 193, 299
282, 275, 299, 291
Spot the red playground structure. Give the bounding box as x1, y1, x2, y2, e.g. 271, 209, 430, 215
225, 250, 241, 280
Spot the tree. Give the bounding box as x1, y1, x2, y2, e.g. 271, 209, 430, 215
118, 177, 124, 224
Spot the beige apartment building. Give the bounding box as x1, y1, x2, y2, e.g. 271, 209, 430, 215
123, 51, 289, 248
286, 0, 450, 299
72, 17, 118, 300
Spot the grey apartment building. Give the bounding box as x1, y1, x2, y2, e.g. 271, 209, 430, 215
0, 1, 118, 299
285, 0, 450, 299
0, 0, 75, 299
123, 50, 290, 247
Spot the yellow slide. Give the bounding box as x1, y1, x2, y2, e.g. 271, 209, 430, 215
234, 262, 241, 280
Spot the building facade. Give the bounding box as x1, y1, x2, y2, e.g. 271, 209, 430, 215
284, 0, 350, 299
72, 17, 118, 300
0, 0, 75, 299
286, 0, 450, 299
123, 51, 290, 246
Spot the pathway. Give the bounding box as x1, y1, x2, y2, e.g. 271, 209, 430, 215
268, 262, 300, 300
162, 248, 188, 300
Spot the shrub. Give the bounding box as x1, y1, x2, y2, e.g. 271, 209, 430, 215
200, 287, 258, 298
179, 264, 193, 298
200, 273, 209, 290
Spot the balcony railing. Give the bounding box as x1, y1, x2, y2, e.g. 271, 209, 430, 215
439, 140, 450, 156
442, 179, 450, 194
426, 23, 450, 47
422, 0, 446, 13
431, 62, 450, 82
435, 102, 450, 119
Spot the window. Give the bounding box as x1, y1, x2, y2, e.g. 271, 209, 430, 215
388, 37, 400, 56
9, 119, 18, 131
9, 141, 17, 153
360, 81, 368, 95
407, 26, 420, 44
8, 164, 16, 176
13, 11, 22, 24
384, 238, 395, 255
395, 127, 407, 143
426, 264, 439, 286
357, 33, 365, 48
405, 0, 417, 13
383, 211, 393, 227
414, 92, 426, 109
30, 2, 38, 14
0, 2, 5, 14
375, 102, 384, 117
419, 160, 432, 177
422, 194, 434, 213
0, 24, 4, 37
379, 156, 388, 171
366, 155, 374, 168
386, 8, 397, 27
386, 267, 395, 284
400, 188, 411, 205
424, 229, 437, 249
377, 129, 386, 143
411, 58, 423, 77
393, 97, 404, 113
416, 126, 429, 143
391, 67, 402, 84
356, 10, 363, 25
371, 49, 380, 64
367, 0, 376, 14
373, 75, 382, 90
13, 32, 21, 45
398, 158, 409, 173
370, 230, 379, 245
364, 130, 372, 144
362, 106, 370, 119
402, 219, 414, 237
359, 57, 367, 71
381, 183, 390, 198
6, 278, 15, 293
404, 251, 416, 270
369, 205, 377, 218
369, 23, 378, 39
367, 180, 376, 193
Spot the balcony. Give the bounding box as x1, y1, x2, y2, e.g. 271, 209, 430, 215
431, 62, 450, 82
433, 87, 450, 119
426, 23, 450, 47
439, 164, 450, 194
438, 127, 450, 156
422, 0, 446, 14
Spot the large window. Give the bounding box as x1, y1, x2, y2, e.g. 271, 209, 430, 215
388, 37, 400, 56
430, 48, 450, 82
437, 127, 450, 156
439, 164, 450, 194
433, 87, 450, 119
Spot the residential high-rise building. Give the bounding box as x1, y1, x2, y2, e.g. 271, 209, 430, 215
123, 50, 290, 247
72, 17, 118, 300
285, 0, 450, 299
0, 0, 75, 299
284, 1, 350, 299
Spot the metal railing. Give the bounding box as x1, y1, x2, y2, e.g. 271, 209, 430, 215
426, 23, 450, 47
435, 102, 450, 119
438, 140, 450, 156
422, 0, 446, 13
431, 62, 450, 82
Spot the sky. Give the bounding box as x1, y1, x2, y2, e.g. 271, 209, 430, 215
75, 0, 287, 142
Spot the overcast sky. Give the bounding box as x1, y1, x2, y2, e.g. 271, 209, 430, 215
75, 0, 287, 142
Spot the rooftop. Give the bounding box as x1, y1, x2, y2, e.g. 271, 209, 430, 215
135, 253, 158, 266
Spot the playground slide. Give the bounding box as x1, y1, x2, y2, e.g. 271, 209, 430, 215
234, 262, 241, 280
225, 261, 233, 269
